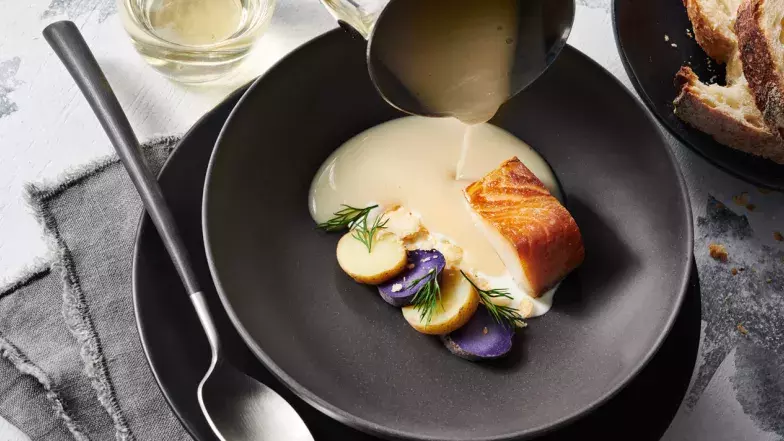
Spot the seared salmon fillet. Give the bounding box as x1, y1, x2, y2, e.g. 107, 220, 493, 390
464, 157, 584, 297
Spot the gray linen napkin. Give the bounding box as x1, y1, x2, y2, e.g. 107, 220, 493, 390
0, 137, 191, 440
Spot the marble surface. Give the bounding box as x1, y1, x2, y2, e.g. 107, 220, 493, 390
1, 0, 782, 439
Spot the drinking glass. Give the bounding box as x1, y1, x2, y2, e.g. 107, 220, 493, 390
119, 0, 275, 83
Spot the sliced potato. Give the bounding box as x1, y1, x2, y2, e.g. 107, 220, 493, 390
402, 268, 480, 335
336, 232, 407, 284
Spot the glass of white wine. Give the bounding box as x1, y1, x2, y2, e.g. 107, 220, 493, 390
119, 0, 275, 83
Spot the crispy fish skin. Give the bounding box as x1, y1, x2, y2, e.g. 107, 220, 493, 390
464, 157, 585, 297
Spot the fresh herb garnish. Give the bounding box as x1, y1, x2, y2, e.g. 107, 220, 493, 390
460, 271, 526, 329
316, 204, 378, 232
351, 213, 388, 252
408, 269, 441, 324
316, 204, 387, 252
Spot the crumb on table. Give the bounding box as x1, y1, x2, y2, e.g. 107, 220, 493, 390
733, 192, 750, 206
737, 323, 748, 335
664, 34, 670, 41
709, 243, 729, 262
774, 231, 783, 242
731, 267, 738, 275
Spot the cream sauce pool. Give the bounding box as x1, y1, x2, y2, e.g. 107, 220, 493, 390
309, 116, 561, 317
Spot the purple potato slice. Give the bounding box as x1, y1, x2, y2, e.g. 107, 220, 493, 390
441, 306, 514, 360
377, 249, 445, 307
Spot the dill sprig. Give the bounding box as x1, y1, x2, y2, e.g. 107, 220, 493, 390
316, 204, 378, 232
351, 213, 389, 252
460, 271, 526, 329
316, 204, 388, 252
408, 269, 441, 324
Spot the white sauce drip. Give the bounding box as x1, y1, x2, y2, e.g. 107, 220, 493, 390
309, 116, 562, 317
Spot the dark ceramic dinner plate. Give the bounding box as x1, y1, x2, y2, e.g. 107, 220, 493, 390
133, 71, 701, 441
201, 30, 693, 440
613, 0, 784, 189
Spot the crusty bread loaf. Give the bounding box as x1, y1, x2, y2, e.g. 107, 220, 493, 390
684, 0, 743, 62
735, 0, 784, 139
675, 0, 784, 162
674, 66, 784, 163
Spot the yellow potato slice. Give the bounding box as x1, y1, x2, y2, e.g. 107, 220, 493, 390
336, 232, 407, 285
402, 268, 480, 335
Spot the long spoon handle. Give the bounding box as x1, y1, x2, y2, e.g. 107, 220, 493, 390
43, 20, 202, 297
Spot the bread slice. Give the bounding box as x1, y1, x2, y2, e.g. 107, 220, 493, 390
464, 158, 584, 298
735, 0, 784, 139
684, 0, 743, 62
675, 0, 784, 162
674, 66, 784, 162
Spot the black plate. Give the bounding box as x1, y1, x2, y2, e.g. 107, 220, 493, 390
133, 69, 701, 441
203, 30, 694, 440
613, 0, 784, 189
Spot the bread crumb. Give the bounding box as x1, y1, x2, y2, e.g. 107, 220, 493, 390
482, 327, 489, 335
407, 263, 415, 269
733, 192, 750, 206
737, 323, 748, 335
731, 267, 738, 275
686, 28, 693, 38
766, 278, 772, 284
774, 231, 783, 242
664, 34, 670, 41
709, 243, 729, 262
671, 43, 678, 48
391, 283, 403, 293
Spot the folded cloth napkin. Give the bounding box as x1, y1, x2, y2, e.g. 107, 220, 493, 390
0, 137, 191, 440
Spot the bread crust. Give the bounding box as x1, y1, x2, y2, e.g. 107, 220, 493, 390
464, 158, 584, 297
735, 0, 784, 138
674, 66, 784, 163
684, 0, 738, 62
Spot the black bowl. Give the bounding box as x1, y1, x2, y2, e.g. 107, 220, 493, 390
613, 0, 784, 189
202, 30, 693, 440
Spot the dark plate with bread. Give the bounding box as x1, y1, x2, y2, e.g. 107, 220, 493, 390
613, 0, 784, 190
